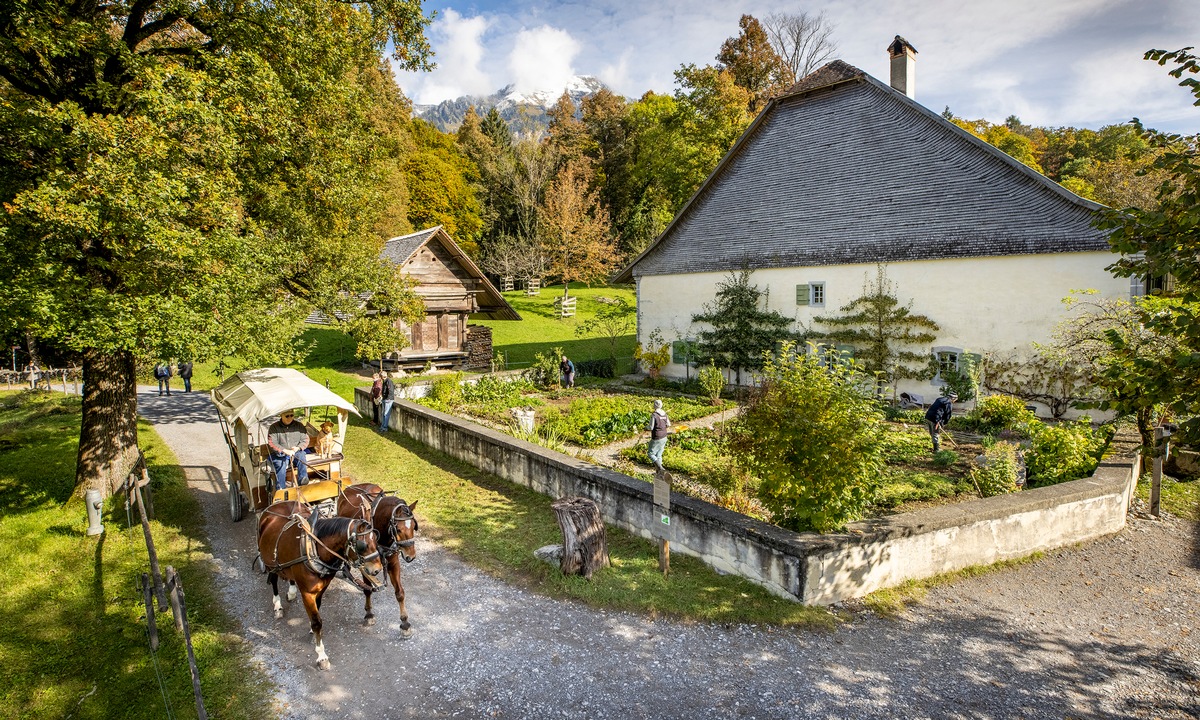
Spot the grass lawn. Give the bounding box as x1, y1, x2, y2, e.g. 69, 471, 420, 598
0, 390, 272, 720
342, 416, 835, 628
472, 282, 637, 370
1136, 473, 1200, 520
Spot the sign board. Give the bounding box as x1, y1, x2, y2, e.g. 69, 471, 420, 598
651, 511, 673, 540
653, 475, 670, 509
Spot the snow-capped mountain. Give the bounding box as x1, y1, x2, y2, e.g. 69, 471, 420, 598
412, 75, 609, 134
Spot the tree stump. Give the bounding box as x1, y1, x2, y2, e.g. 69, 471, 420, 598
551, 496, 609, 579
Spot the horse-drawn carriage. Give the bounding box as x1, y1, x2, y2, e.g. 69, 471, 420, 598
212, 367, 356, 521
211, 368, 419, 669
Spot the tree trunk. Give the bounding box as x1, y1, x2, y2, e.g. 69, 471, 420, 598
75, 348, 140, 497
24, 332, 43, 368
1136, 405, 1156, 463
551, 496, 609, 580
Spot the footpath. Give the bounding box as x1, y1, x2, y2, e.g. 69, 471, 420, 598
138, 388, 1200, 720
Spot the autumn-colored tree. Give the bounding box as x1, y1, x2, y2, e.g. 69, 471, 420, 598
403, 119, 484, 255
0, 0, 432, 494
716, 15, 791, 112
540, 158, 619, 298
547, 91, 593, 160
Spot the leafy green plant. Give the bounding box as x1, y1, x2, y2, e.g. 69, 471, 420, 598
969, 441, 1020, 497
1025, 419, 1105, 486
524, 346, 564, 390
933, 450, 959, 467
428, 372, 465, 409
698, 362, 725, 404
879, 426, 930, 464
634, 329, 672, 378
727, 341, 885, 532
973, 394, 1037, 434
884, 406, 926, 424
575, 357, 616, 378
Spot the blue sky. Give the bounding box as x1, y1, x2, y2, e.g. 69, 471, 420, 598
394, 0, 1200, 133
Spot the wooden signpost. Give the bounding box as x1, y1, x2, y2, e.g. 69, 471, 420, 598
652, 469, 672, 575
1151, 425, 1172, 518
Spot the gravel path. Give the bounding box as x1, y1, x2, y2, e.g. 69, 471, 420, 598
139, 389, 1200, 720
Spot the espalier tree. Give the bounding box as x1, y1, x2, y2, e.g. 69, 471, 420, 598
691, 270, 796, 385
814, 265, 939, 397
0, 0, 433, 495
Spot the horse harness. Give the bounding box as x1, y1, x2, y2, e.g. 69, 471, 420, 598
262, 509, 382, 591
351, 489, 418, 558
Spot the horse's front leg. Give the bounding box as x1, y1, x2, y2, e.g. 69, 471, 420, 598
389, 555, 412, 637
300, 584, 330, 670
362, 587, 376, 627
287, 581, 298, 603
268, 572, 284, 619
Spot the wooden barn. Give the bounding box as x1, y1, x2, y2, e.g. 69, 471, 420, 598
379, 226, 520, 371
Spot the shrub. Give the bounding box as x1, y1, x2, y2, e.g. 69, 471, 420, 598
634, 330, 672, 378
427, 372, 464, 409
933, 450, 959, 467
969, 441, 1020, 497
575, 357, 616, 378
698, 362, 725, 404
973, 394, 1037, 434
879, 426, 929, 464
727, 342, 885, 532
524, 347, 564, 390
884, 406, 925, 424
1025, 419, 1105, 487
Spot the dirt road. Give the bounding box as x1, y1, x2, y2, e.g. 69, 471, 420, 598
139, 389, 1200, 720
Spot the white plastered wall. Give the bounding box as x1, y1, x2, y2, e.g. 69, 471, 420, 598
636, 251, 1129, 400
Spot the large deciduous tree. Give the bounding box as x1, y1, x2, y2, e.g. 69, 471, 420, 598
540, 157, 618, 297
1101, 46, 1200, 439
0, 0, 433, 495
716, 14, 791, 112
762, 11, 837, 80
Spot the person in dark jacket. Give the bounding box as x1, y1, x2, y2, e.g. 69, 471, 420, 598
177, 360, 193, 392
559, 355, 575, 389
154, 361, 172, 396
924, 391, 958, 452
380, 371, 397, 432
645, 399, 671, 470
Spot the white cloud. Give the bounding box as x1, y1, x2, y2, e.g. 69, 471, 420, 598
507, 25, 580, 94
396, 8, 493, 104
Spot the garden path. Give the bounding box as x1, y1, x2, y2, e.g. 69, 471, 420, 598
138, 389, 1200, 720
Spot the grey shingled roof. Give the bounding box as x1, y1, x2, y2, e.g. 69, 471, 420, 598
614, 62, 1108, 282
381, 227, 440, 265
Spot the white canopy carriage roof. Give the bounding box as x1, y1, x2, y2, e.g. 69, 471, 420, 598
210, 368, 359, 427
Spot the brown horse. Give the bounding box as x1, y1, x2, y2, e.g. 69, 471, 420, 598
337, 483, 419, 637
257, 500, 385, 670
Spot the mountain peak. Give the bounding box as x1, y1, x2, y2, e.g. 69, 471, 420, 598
412, 75, 611, 134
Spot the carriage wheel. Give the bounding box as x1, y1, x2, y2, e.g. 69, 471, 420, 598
229, 476, 246, 522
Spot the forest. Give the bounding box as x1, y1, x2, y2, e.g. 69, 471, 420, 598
392, 13, 1177, 289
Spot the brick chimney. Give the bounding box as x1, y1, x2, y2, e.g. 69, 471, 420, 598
887, 35, 917, 99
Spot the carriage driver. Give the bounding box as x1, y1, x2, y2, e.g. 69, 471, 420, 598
267, 409, 310, 493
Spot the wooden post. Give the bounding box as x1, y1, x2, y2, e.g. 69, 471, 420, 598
166, 566, 184, 632
551, 497, 609, 579
167, 567, 209, 720
653, 469, 672, 575
141, 573, 159, 652
132, 474, 168, 611
1151, 426, 1166, 518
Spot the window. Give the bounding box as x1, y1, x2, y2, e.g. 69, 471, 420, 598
671, 339, 697, 365
795, 282, 826, 307
931, 346, 961, 386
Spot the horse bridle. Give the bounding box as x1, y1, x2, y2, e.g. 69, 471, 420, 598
351, 490, 418, 559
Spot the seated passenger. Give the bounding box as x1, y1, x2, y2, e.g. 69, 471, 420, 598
267, 409, 309, 492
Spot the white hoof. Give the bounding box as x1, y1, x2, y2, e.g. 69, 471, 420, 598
286, 584, 298, 602
316, 658, 331, 671
274, 608, 284, 620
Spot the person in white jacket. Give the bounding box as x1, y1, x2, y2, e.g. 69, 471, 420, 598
645, 399, 671, 470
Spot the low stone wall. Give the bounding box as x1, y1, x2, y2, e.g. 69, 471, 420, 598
358, 388, 1141, 604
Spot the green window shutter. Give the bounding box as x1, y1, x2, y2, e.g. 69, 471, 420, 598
796, 284, 810, 305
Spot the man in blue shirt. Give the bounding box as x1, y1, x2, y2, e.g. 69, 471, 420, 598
924, 391, 957, 453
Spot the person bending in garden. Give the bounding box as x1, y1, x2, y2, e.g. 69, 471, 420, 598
560, 355, 575, 389
924, 391, 958, 453
267, 409, 310, 492
646, 399, 671, 470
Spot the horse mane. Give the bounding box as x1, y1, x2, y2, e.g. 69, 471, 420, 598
312, 516, 358, 544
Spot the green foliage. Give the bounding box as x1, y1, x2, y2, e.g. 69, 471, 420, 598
933, 450, 960, 468
698, 362, 726, 404
727, 341, 886, 532
575, 357, 616, 378
524, 347, 565, 390
538, 391, 729, 447
884, 406, 926, 424
879, 426, 932, 464
969, 442, 1020, 497
814, 265, 939, 393
634, 329, 673, 378
972, 394, 1038, 434
983, 351, 1094, 419
428, 372, 466, 409
873, 467, 969, 508
692, 270, 797, 384
1025, 419, 1106, 487
575, 297, 635, 364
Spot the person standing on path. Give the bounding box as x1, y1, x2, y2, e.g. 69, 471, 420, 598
154, 361, 173, 396
380, 370, 396, 432
559, 355, 575, 389
370, 371, 383, 426
645, 399, 671, 470
177, 360, 193, 392
925, 391, 957, 452
267, 409, 309, 492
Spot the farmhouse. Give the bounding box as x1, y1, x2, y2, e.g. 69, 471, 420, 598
614, 38, 1133, 403
380, 226, 520, 371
